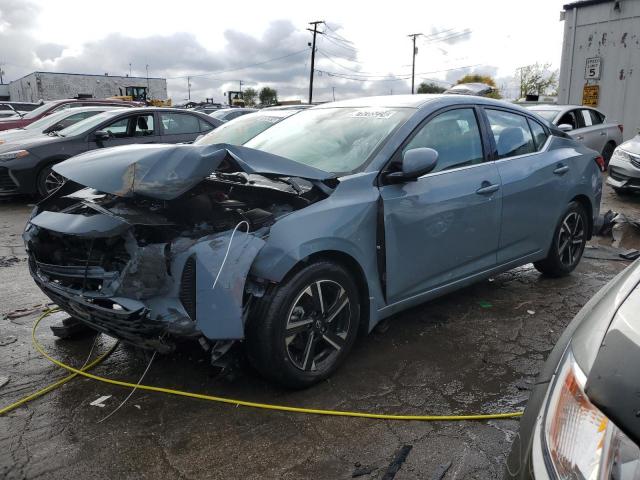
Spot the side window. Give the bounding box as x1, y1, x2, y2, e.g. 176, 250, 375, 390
133, 114, 154, 136
580, 109, 593, 127
199, 118, 214, 132
557, 110, 578, 130
160, 113, 201, 135
527, 118, 549, 151
102, 117, 129, 137
403, 108, 483, 173
486, 109, 535, 159
589, 110, 604, 125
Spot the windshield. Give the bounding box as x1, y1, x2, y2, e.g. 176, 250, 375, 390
22, 102, 57, 120
196, 111, 294, 146
23, 110, 72, 131
528, 109, 558, 122
57, 111, 119, 137
245, 107, 413, 173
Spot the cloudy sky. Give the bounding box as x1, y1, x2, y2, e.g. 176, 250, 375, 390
0, 0, 567, 103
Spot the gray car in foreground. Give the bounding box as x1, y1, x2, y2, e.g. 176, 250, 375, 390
526, 104, 623, 165
607, 134, 640, 194
24, 94, 602, 388
506, 259, 640, 479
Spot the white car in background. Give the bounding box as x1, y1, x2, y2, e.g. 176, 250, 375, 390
526, 104, 623, 166
607, 134, 640, 195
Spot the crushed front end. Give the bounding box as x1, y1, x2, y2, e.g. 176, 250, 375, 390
23, 144, 332, 352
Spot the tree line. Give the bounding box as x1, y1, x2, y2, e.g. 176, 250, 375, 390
417, 62, 559, 100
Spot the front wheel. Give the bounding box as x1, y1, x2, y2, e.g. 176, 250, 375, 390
245, 261, 360, 389
534, 201, 588, 277
37, 164, 66, 197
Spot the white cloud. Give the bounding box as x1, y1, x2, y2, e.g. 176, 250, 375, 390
0, 0, 566, 102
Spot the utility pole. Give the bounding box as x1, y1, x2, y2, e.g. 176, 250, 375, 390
187, 76, 191, 100
408, 33, 422, 94
307, 20, 324, 104
129, 63, 132, 77
239, 80, 244, 92
332, 86, 336, 102
145, 64, 150, 91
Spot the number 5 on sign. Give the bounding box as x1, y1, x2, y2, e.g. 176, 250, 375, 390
585, 57, 601, 80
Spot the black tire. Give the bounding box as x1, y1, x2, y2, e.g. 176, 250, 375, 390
602, 142, 616, 168
36, 164, 66, 197
245, 260, 360, 389
534, 201, 588, 277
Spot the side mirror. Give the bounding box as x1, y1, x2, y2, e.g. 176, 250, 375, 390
386, 148, 439, 183
558, 123, 573, 132
94, 130, 111, 141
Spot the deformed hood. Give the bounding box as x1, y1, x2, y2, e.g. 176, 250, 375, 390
619, 134, 640, 156
53, 143, 334, 200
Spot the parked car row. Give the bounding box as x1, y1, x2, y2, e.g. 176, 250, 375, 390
0, 107, 220, 196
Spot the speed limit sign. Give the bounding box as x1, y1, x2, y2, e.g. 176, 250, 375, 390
585, 57, 601, 80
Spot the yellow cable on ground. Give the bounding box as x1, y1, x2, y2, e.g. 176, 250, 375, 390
0, 321, 118, 415
26, 311, 523, 421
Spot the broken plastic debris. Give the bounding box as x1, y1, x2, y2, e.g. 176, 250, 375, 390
90, 395, 112, 408
479, 300, 493, 308
527, 310, 535, 315
0, 376, 9, 389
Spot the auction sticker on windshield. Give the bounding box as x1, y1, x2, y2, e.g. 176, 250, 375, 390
350, 109, 396, 119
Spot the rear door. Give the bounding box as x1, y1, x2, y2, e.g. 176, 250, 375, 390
575, 109, 607, 153
159, 112, 211, 143
380, 106, 502, 303
88, 112, 160, 150
484, 108, 569, 264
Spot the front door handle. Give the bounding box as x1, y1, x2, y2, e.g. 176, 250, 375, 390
554, 165, 570, 175
576, 135, 584, 140
476, 183, 500, 195
600, 131, 607, 136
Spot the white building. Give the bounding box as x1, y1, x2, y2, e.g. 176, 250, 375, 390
8, 71, 167, 103
559, 0, 640, 140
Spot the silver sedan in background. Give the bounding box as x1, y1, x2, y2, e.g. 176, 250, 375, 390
526, 104, 623, 166
607, 133, 640, 194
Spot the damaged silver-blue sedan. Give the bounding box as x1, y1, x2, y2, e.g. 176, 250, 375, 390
24, 95, 604, 388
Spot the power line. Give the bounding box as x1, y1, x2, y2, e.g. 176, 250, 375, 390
166, 50, 308, 80
317, 63, 482, 82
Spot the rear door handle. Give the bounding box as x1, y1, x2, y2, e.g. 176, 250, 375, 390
476, 183, 500, 195
600, 131, 607, 136
576, 135, 584, 140
554, 165, 570, 175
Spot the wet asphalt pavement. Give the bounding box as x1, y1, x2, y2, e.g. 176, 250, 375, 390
1, 185, 640, 480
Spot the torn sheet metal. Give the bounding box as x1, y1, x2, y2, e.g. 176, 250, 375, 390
53, 143, 334, 200
192, 231, 266, 339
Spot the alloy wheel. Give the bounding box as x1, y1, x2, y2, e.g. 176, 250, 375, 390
44, 170, 66, 194
557, 211, 585, 267
284, 279, 351, 372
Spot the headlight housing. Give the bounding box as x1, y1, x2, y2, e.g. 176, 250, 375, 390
0, 150, 29, 161
543, 348, 640, 479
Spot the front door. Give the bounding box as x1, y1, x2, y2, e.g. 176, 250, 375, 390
379, 107, 502, 304
89, 113, 160, 149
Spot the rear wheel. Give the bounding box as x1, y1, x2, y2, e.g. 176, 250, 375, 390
534, 202, 588, 277
37, 164, 66, 197
245, 261, 360, 389
602, 142, 616, 168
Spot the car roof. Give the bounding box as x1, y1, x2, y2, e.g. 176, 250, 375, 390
313, 94, 537, 113
526, 104, 600, 112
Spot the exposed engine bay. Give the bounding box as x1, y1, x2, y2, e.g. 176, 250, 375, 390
23, 144, 335, 353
